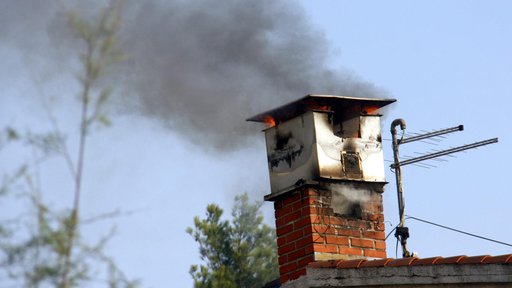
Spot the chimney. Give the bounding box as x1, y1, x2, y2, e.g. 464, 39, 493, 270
248, 95, 396, 284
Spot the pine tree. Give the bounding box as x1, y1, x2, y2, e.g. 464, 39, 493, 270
187, 193, 278, 288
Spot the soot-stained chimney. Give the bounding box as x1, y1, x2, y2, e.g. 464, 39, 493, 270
248, 94, 396, 284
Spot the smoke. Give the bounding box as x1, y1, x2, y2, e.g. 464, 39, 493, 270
331, 186, 372, 217
319, 182, 383, 216
1, 0, 388, 151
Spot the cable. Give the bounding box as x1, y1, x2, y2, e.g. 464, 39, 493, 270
406, 215, 512, 247
395, 239, 399, 259
385, 225, 398, 241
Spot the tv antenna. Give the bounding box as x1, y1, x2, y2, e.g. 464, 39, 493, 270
390, 119, 498, 258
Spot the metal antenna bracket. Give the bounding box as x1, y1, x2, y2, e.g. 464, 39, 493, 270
389, 119, 498, 258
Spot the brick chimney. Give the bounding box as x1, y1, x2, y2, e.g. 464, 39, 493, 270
273, 184, 386, 283
247, 95, 396, 284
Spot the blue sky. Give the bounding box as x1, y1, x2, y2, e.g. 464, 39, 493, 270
299, 0, 511, 256
1, 1, 511, 287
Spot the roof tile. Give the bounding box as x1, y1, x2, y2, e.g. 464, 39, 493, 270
411, 256, 442, 266
337, 259, 366, 269
436, 255, 467, 265
308, 260, 339, 268
387, 257, 418, 267
308, 253, 512, 271
483, 254, 512, 264
360, 258, 393, 268
459, 255, 490, 265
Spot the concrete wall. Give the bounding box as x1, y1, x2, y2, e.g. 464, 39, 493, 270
282, 264, 512, 288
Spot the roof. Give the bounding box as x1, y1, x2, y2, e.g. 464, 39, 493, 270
281, 255, 512, 287
308, 254, 512, 269
246, 94, 396, 124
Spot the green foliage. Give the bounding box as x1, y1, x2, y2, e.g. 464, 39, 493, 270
188, 193, 279, 288
69, 0, 124, 132
4, 199, 86, 287
0, 145, 139, 287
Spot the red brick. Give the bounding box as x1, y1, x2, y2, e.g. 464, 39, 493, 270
366, 213, 385, 222
333, 216, 348, 226
304, 188, 318, 196
312, 225, 336, 235
298, 254, 315, 267
346, 220, 371, 229
307, 214, 318, 224
279, 242, 295, 254
303, 206, 332, 217
276, 223, 293, 237
350, 238, 374, 248
339, 247, 363, 256
280, 261, 298, 274
338, 228, 361, 237
375, 240, 386, 250
362, 230, 386, 240
293, 216, 311, 229
289, 268, 306, 280
326, 235, 349, 245
273, 185, 389, 283
286, 229, 303, 242
275, 216, 287, 227
305, 196, 318, 205
303, 225, 314, 235
288, 248, 305, 261
279, 274, 289, 284
283, 192, 301, 206
275, 205, 294, 219
283, 210, 302, 223
310, 214, 331, 225
313, 244, 338, 254
301, 206, 314, 217
314, 206, 334, 215
309, 215, 335, 225
345, 219, 359, 228
304, 243, 314, 255
296, 234, 314, 248
277, 236, 287, 247
364, 249, 387, 259
312, 233, 325, 244
304, 225, 334, 236
292, 200, 307, 211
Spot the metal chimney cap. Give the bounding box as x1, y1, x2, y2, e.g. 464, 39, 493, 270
246, 94, 396, 124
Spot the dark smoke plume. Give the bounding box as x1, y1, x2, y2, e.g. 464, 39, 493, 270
1, 0, 388, 150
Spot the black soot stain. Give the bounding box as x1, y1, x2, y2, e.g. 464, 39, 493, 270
269, 131, 304, 168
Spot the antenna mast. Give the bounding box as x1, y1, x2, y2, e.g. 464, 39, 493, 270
390, 120, 497, 258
